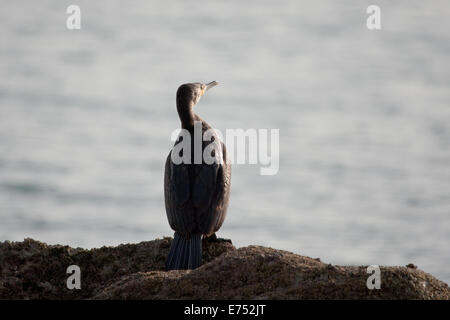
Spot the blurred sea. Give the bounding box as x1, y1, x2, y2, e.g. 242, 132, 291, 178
0, 1, 449, 283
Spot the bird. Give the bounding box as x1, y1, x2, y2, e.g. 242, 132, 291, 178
164, 81, 231, 270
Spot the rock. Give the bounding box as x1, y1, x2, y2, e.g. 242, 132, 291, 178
0, 238, 448, 300
0, 237, 233, 299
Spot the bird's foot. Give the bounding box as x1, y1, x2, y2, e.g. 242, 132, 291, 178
203, 233, 232, 244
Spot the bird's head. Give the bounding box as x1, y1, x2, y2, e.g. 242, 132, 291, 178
176, 81, 218, 108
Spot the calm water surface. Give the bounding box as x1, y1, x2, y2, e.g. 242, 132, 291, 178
0, 1, 449, 283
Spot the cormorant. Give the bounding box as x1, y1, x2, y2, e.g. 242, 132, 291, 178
164, 81, 231, 270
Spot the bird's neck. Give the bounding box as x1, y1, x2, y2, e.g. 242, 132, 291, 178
176, 98, 197, 129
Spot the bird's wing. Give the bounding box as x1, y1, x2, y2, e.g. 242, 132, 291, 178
164, 151, 196, 235
209, 142, 231, 233
194, 140, 231, 235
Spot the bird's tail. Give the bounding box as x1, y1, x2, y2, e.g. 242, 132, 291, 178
165, 232, 202, 270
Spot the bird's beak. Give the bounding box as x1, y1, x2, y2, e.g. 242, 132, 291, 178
204, 81, 218, 92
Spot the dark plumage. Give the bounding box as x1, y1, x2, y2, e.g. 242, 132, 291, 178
164, 81, 231, 270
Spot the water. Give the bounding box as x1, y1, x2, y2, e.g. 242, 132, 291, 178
1, 0, 449, 284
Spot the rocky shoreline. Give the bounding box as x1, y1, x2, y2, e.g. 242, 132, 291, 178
0, 238, 448, 299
